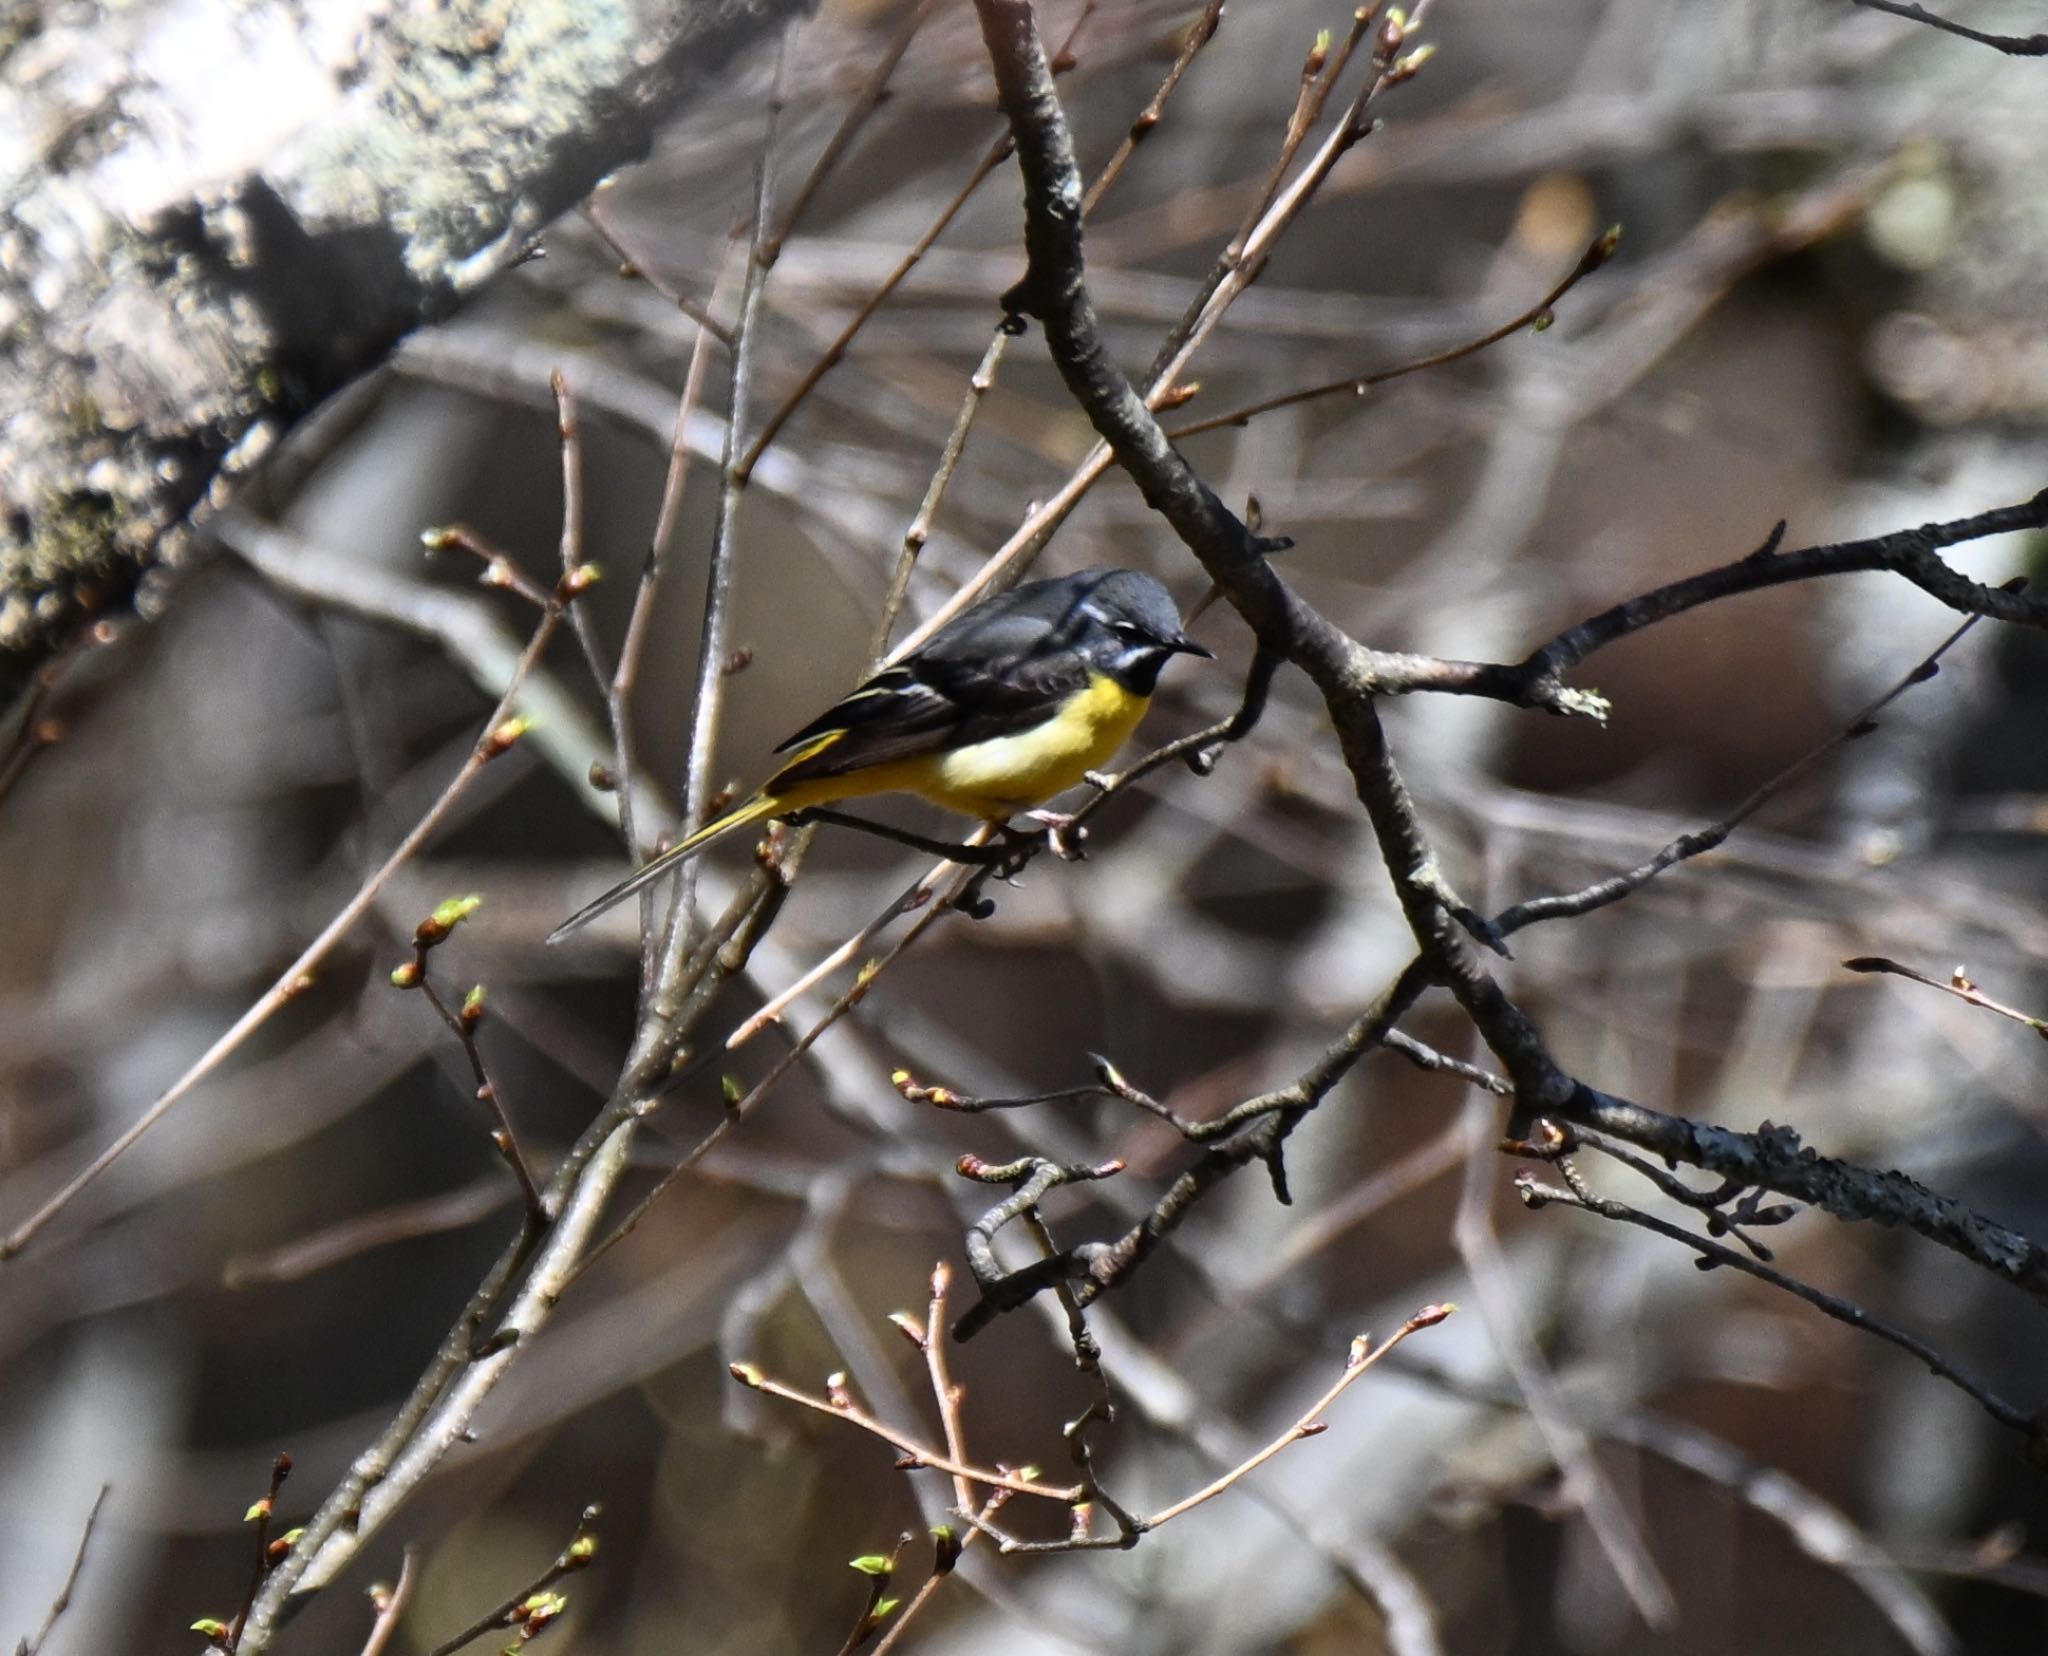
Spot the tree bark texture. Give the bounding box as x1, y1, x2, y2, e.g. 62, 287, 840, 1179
0, 0, 799, 703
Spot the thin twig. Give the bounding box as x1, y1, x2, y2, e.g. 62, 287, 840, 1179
1495, 604, 1995, 933
15, 1485, 110, 1656
1018, 1206, 1145, 1544
1516, 1170, 2034, 1434
576, 195, 732, 343
1079, 0, 1225, 216
1168, 225, 1618, 437
780, 806, 1019, 866
736, 6, 1097, 484
876, 327, 1011, 659
0, 580, 576, 1263
222, 1177, 514, 1289
1848, 0, 2048, 53
920, 1262, 974, 1513
726, 825, 994, 1048
964, 1307, 1455, 1553
1843, 956, 2048, 1038
662, 48, 787, 962
737, 138, 1010, 484
1520, 510, 2048, 687
552, 369, 593, 637
423, 523, 558, 609
0, 653, 70, 812
616, 291, 721, 993
422, 1505, 601, 1656
1454, 1097, 1677, 1627
727, 1364, 1084, 1501
1143, 1309, 1450, 1530
356, 1550, 418, 1656
224, 1455, 293, 1653
830, 1537, 912, 1656
1222, 8, 1380, 267
866, 1496, 1006, 1656
416, 978, 546, 1219
763, 0, 946, 265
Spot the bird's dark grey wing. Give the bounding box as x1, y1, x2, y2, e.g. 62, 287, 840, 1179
765, 605, 1091, 789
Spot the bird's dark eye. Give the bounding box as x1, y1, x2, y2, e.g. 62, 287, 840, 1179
1111, 620, 1147, 641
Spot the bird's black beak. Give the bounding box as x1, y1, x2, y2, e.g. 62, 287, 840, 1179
1170, 631, 1214, 658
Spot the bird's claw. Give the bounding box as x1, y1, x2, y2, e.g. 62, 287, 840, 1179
1021, 809, 1088, 862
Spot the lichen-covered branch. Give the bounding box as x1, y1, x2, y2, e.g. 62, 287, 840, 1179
0, 0, 801, 703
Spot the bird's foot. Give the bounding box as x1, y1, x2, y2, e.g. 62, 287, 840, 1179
1020, 809, 1088, 862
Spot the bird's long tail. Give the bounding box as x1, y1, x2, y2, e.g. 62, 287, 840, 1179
545, 790, 785, 944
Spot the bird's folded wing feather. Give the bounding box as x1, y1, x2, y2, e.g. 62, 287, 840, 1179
766, 636, 1088, 789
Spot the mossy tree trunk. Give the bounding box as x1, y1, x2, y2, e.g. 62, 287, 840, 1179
0, 0, 800, 704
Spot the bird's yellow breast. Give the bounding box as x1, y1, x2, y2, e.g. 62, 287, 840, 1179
769, 673, 1150, 822
924, 673, 1150, 815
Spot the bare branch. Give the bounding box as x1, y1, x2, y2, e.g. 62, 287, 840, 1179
1516, 1166, 2035, 1437
15, 1485, 110, 1656
422, 1505, 601, 1656
355, 1550, 418, 1656
1844, 956, 2048, 1039
1849, 0, 2048, 53
1, 568, 580, 1263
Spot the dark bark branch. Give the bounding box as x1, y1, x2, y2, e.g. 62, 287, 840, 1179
1549, 1086, 2048, 1304
1849, 0, 2048, 54
1517, 1170, 2035, 1435
966, 0, 2048, 1336
1520, 495, 2048, 685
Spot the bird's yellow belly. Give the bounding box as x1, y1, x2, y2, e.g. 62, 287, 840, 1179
920, 674, 1150, 817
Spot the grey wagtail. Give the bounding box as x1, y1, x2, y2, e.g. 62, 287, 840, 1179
547, 567, 1211, 942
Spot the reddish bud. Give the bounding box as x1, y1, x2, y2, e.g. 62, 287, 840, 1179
482, 713, 534, 758
558, 562, 603, 599
414, 894, 483, 947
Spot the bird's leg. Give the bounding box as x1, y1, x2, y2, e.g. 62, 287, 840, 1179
781, 808, 1012, 865
1018, 809, 1087, 862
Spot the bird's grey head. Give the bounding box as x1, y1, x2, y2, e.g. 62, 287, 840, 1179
1073, 569, 1213, 694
